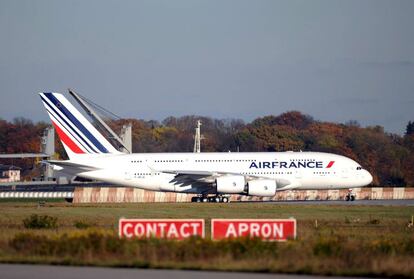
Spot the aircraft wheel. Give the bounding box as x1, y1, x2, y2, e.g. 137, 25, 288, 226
215, 197, 221, 203
345, 195, 350, 201
222, 197, 229, 203
202, 197, 209, 203
350, 195, 355, 201
196, 197, 202, 203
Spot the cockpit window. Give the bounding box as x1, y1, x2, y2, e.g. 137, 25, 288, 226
356, 166, 362, 170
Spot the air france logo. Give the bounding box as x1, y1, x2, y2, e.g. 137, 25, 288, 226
249, 161, 335, 169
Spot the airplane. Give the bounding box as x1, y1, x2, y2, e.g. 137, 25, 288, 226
39, 92, 373, 203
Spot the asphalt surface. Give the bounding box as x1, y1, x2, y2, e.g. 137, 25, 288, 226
266, 199, 414, 206
0, 264, 374, 279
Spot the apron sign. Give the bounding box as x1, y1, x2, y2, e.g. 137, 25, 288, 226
119, 219, 205, 239
211, 219, 296, 241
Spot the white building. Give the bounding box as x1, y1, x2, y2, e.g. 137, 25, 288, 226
0, 165, 21, 183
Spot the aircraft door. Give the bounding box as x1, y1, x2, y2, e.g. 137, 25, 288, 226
341, 168, 349, 178
295, 170, 303, 179
125, 171, 132, 180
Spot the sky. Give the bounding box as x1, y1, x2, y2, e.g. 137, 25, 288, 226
0, 0, 413, 134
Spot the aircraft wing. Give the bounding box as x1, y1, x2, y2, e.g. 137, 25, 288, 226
159, 170, 219, 176
156, 169, 293, 188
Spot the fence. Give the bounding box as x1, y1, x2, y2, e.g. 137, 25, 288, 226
72, 187, 414, 203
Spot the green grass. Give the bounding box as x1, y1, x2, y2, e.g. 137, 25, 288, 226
0, 202, 413, 277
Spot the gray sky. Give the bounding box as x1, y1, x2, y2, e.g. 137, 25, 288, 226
0, 0, 413, 134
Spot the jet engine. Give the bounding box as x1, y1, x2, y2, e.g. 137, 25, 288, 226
247, 179, 277, 197
216, 175, 245, 194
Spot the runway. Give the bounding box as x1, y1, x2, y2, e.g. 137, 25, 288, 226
0, 264, 373, 279
266, 199, 414, 206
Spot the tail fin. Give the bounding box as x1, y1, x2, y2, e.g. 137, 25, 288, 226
39, 92, 120, 159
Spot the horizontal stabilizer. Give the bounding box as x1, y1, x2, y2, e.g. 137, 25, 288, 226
43, 160, 99, 171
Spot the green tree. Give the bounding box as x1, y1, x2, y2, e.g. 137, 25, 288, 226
406, 121, 414, 135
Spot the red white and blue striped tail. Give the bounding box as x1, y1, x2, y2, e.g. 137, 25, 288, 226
39, 92, 120, 159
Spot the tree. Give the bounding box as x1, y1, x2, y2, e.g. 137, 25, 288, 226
252, 111, 313, 130
1, 112, 414, 186
406, 121, 414, 136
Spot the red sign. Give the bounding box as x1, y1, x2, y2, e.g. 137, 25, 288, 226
211, 219, 296, 241
119, 219, 205, 239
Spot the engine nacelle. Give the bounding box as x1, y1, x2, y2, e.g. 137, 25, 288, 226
216, 175, 245, 194
247, 179, 277, 197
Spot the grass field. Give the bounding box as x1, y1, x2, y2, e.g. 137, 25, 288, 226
0, 201, 413, 278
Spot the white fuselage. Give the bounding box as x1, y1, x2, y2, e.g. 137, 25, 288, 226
69, 151, 373, 194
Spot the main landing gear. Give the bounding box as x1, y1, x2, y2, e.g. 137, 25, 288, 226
191, 195, 230, 203
345, 190, 356, 201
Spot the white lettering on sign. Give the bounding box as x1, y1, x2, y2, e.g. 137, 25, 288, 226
123, 223, 133, 238
225, 223, 237, 238
212, 219, 296, 241
119, 219, 205, 239
224, 223, 284, 238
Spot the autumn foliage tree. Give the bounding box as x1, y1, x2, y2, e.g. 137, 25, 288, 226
0, 118, 49, 177
1, 113, 413, 186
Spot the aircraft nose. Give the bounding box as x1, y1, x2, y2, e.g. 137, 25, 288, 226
364, 170, 373, 185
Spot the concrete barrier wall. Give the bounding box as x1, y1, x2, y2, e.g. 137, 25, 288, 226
73, 187, 414, 203
0, 192, 73, 198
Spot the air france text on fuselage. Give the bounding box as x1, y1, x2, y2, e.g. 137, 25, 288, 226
249, 161, 334, 169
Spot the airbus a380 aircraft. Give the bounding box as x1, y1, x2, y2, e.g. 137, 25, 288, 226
39, 92, 373, 202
